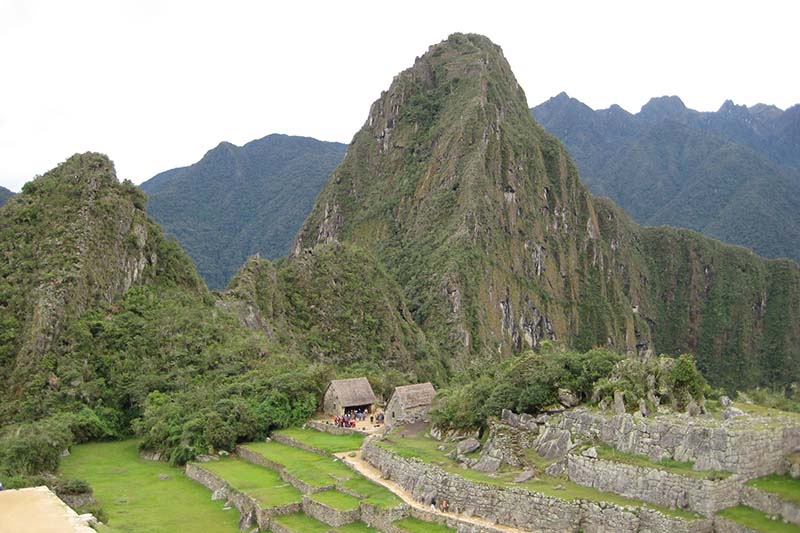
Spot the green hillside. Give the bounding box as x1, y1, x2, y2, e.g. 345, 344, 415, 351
141, 134, 346, 289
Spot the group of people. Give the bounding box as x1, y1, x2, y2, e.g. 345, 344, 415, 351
430, 496, 449, 513
332, 409, 386, 428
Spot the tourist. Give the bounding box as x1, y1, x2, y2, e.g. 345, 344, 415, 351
441, 499, 448, 512
430, 496, 436, 511
370, 414, 374, 424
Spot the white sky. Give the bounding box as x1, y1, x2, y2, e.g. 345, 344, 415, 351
1, 0, 798, 191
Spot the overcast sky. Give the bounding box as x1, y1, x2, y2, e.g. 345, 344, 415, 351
1, 0, 798, 191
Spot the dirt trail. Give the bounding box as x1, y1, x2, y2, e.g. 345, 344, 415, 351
335, 450, 526, 533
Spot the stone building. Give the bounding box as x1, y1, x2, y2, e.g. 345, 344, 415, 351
386, 382, 436, 427
322, 377, 377, 416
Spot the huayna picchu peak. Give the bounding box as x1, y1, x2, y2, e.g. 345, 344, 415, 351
296, 33, 800, 390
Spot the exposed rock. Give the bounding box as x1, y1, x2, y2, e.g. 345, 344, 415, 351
790, 462, 800, 479
686, 398, 701, 417
545, 459, 567, 477
536, 426, 573, 460
719, 395, 732, 408
195, 455, 219, 462
445, 449, 457, 460
639, 398, 652, 417
429, 426, 479, 442
613, 391, 626, 415
558, 388, 580, 408
211, 488, 226, 501
721, 407, 745, 420
457, 437, 481, 455
581, 446, 598, 459
437, 445, 446, 451
61, 449, 70, 457
157, 474, 170, 480
513, 470, 536, 483
472, 456, 501, 473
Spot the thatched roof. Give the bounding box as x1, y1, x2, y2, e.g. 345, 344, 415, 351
327, 377, 377, 407
390, 382, 436, 409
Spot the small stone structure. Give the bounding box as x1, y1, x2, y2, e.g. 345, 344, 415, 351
386, 382, 436, 427
322, 377, 377, 416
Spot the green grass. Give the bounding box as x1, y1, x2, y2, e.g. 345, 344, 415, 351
243, 441, 356, 487
241, 440, 401, 508
339, 476, 403, 508
747, 474, 800, 505
311, 489, 361, 510
272, 512, 331, 533
275, 427, 365, 453
376, 436, 699, 520
718, 505, 800, 533
59, 440, 240, 533
393, 516, 455, 532
594, 444, 731, 480
195, 457, 301, 507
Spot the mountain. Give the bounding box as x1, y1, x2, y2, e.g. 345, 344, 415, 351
532, 93, 800, 262
141, 134, 347, 289
0, 185, 14, 207
294, 33, 800, 391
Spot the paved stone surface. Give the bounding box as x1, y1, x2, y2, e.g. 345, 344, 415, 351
0, 486, 96, 533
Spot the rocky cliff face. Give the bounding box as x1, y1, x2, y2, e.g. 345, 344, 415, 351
294, 34, 800, 390
0, 153, 204, 408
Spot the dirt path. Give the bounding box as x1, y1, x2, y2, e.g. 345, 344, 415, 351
335, 450, 526, 533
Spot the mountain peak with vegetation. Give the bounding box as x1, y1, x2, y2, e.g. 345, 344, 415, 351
0, 185, 14, 207
141, 133, 346, 289
296, 33, 800, 390
533, 93, 800, 263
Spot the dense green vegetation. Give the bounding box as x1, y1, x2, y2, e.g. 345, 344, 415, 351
532, 93, 800, 263
59, 440, 240, 532
432, 344, 622, 431
141, 134, 346, 289
718, 505, 800, 533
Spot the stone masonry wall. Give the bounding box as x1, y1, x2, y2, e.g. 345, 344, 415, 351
741, 485, 800, 525
185, 463, 300, 530
272, 434, 330, 456
557, 409, 800, 478
712, 516, 759, 533
363, 441, 713, 533
301, 495, 360, 527
308, 420, 362, 435
235, 445, 332, 494
567, 454, 741, 516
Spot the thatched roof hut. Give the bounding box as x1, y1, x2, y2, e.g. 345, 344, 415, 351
386, 382, 437, 426
322, 377, 377, 416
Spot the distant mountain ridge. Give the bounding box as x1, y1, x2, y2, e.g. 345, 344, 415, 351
141, 134, 346, 289
0, 185, 14, 207
532, 93, 800, 263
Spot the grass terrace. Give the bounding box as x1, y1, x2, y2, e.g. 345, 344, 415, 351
271, 512, 376, 532
274, 427, 365, 453
594, 444, 732, 480
376, 433, 700, 521
59, 440, 240, 533
746, 474, 800, 505
393, 516, 455, 532
718, 505, 800, 533
195, 457, 301, 507
311, 489, 361, 510
240, 440, 401, 508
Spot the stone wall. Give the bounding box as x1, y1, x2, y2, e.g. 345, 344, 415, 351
272, 434, 330, 456
307, 420, 362, 436
741, 485, 800, 525
556, 409, 800, 478
567, 454, 740, 516
712, 516, 759, 533
301, 495, 360, 527
185, 463, 300, 530
362, 441, 713, 532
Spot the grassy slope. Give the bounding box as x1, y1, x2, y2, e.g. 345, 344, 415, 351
311, 489, 361, 510
274, 427, 365, 452
746, 474, 800, 505
59, 440, 239, 533
393, 516, 455, 532
196, 457, 301, 507
718, 505, 800, 533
